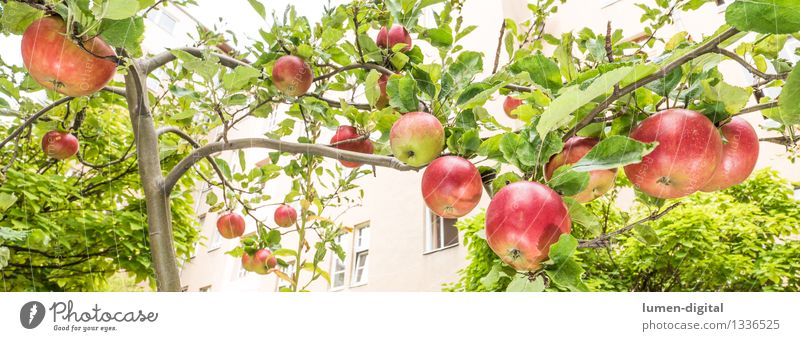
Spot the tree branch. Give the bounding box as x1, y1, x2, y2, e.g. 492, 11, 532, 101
713, 47, 789, 81
163, 137, 418, 194
140, 47, 250, 75
564, 27, 740, 141
0, 96, 74, 150
492, 20, 506, 74
578, 202, 681, 248
313, 63, 394, 82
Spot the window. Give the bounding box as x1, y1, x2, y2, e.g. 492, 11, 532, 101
208, 226, 223, 252
331, 233, 349, 289
351, 223, 370, 286
150, 11, 177, 34
199, 285, 211, 292
424, 207, 459, 253
277, 262, 296, 291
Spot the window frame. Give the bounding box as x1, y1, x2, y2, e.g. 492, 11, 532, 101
350, 222, 370, 287
330, 233, 349, 290
423, 207, 459, 254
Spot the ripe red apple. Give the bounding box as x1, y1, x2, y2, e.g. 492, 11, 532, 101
377, 74, 390, 108
41, 130, 79, 160
376, 25, 412, 51
216, 212, 245, 239
389, 111, 444, 167
274, 204, 298, 227
21, 17, 117, 97
330, 125, 374, 168
272, 55, 314, 96
243, 249, 277, 274
485, 181, 571, 271
623, 109, 723, 199
545, 137, 616, 203
700, 117, 759, 192
503, 96, 523, 119
421, 156, 483, 219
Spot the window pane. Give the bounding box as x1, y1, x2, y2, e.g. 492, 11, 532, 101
443, 218, 459, 247
353, 251, 368, 284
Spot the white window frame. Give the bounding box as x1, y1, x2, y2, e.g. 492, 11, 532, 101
208, 225, 223, 252
277, 261, 296, 291
423, 207, 459, 254
330, 234, 349, 290
350, 223, 370, 287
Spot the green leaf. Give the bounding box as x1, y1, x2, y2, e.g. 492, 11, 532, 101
635, 224, 659, 245
701, 79, 752, 115
536, 66, 633, 136
213, 158, 232, 180
222, 65, 262, 91
548, 234, 578, 265
95, 0, 141, 20
0, 226, 27, 242
424, 26, 453, 48
386, 75, 419, 112
0, 1, 44, 35
365, 70, 382, 107
205, 191, 218, 206
302, 262, 331, 284
0, 246, 9, 269
247, 0, 267, 18
509, 53, 562, 91
0, 193, 18, 212
545, 258, 589, 292
775, 65, 800, 125
725, 0, 800, 34
506, 274, 545, 292
548, 166, 589, 196
272, 248, 298, 257
491, 172, 522, 194
563, 198, 601, 235
571, 135, 657, 172
172, 50, 220, 83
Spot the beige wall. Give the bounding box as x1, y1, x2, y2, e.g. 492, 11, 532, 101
179, 0, 799, 292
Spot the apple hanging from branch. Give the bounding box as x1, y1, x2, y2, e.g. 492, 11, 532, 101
624, 109, 723, 199
274, 204, 298, 228
421, 156, 483, 218
41, 130, 79, 160
21, 17, 117, 97
376, 25, 412, 51
389, 111, 444, 167
329, 125, 374, 168
272, 55, 314, 96
485, 181, 572, 271
545, 137, 616, 203
701, 117, 760, 192
502, 96, 523, 119
216, 212, 245, 239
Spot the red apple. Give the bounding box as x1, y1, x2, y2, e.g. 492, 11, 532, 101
216, 212, 245, 239
241, 253, 258, 272
485, 181, 571, 271
700, 117, 759, 192
243, 249, 277, 274
274, 204, 298, 227
376, 25, 412, 51
21, 17, 117, 97
272, 55, 314, 96
421, 156, 483, 219
389, 112, 444, 167
41, 130, 79, 160
623, 109, 723, 199
330, 125, 374, 168
503, 96, 523, 119
545, 137, 616, 203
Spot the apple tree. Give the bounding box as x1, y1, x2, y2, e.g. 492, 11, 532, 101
0, 0, 799, 292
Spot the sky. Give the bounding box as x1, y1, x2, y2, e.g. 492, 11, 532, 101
185, 0, 349, 49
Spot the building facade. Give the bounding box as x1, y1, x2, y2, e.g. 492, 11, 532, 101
176, 0, 800, 292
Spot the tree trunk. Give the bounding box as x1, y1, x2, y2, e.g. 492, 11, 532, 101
124, 61, 182, 292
